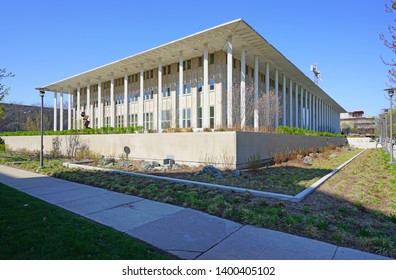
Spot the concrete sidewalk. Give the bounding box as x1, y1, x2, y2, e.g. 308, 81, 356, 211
0, 165, 391, 260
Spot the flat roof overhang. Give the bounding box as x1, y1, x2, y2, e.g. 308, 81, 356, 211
37, 19, 346, 113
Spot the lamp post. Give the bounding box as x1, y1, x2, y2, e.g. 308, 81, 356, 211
385, 88, 395, 164
39, 90, 45, 169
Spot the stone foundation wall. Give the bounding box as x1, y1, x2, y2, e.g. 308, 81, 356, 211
3, 132, 346, 168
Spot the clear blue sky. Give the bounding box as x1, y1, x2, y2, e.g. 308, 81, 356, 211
1, 0, 392, 117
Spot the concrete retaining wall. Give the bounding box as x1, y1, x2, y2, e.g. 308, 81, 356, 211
347, 137, 377, 149
3, 132, 346, 168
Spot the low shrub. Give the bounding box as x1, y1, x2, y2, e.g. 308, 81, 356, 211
275, 126, 344, 138
0, 126, 144, 137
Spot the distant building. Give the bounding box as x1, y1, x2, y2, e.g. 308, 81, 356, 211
340, 110, 375, 136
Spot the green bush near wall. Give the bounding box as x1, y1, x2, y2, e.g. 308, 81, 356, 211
0, 126, 144, 137
275, 126, 344, 138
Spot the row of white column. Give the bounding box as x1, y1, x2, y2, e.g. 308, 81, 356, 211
52, 37, 339, 133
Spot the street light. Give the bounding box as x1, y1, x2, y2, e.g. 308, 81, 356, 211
384, 88, 395, 164
39, 90, 45, 169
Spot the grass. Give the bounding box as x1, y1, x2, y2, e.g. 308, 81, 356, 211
0, 183, 173, 260
0, 148, 395, 258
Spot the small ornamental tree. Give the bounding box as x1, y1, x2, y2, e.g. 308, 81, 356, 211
0, 68, 15, 118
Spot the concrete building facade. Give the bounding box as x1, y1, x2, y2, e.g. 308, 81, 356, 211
38, 19, 345, 133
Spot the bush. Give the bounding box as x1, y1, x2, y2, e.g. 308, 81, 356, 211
0, 126, 144, 137
275, 126, 343, 138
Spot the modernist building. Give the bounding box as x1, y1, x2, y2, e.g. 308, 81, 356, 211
340, 110, 376, 136
38, 19, 345, 133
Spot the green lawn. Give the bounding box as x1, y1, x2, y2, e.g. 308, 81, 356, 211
1, 148, 395, 258
0, 183, 173, 260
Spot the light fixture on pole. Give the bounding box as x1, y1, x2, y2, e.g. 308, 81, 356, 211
39, 90, 45, 169
384, 88, 395, 164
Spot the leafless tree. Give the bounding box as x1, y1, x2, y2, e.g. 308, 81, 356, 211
232, 83, 282, 131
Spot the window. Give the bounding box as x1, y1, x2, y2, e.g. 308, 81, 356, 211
233, 58, 236, 68
198, 81, 203, 92
143, 112, 153, 130
197, 107, 202, 128
176, 85, 180, 96
183, 108, 191, 128
150, 69, 154, 79
198, 56, 203, 67
161, 110, 171, 129
210, 106, 215, 129
129, 114, 138, 127
144, 91, 153, 100
184, 83, 191, 94
210, 79, 215, 90
106, 116, 111, 127
187, 59, 191, 70
162, 66, 167, 75
167, 65, 171, 74
210, 53, 215, 64
246, 66, 249, 76
162, 87, 171, 97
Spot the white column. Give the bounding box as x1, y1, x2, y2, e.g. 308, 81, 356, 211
300, 87, 304, 128
314, 96, 319, 131
138, 65, 144, 127
254, 56, 259, 131
179, 51, 184, 128
110, 73, 115, 127
203, 43, 209, 129
124, 70, 128, 128
86, 81, 91, 128
77, 86, 81, 129
309, 92, 312, 130
265, 63, 270, 126
68, 88, 72, 130
282, 75, 286, 126
295, 84, 299, 128
53, 92, 57, 131
289, 80, 293, 127
318, 99, 321, 131
227, 37, 233, 129
240, 47, 246, 129
158, 60, 162, 132
97, 78, 102, 128
275, 69, 279, 128
59, 90, 64, 131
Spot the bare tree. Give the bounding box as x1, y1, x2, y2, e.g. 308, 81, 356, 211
380, 1, 396, 85
232, 83, 282, 131
0, 68, 15, 118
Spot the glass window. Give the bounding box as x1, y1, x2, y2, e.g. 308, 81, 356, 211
162, 87, 167, 97
198, 56, 203, 67
187, 59, 191, 70
198, 81, 203, 92
210, 79, 215, 90
161, 110, 171, 129
210, 53, 215, 64
150, 69, 153, 79
197, 107, 202, 128
167, 65, 171, 74
210, 106, 215, 129
162, 66, 166, 75
187, 83, 191, 94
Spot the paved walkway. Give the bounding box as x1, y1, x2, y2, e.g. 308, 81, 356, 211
0, 165, 391, 260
